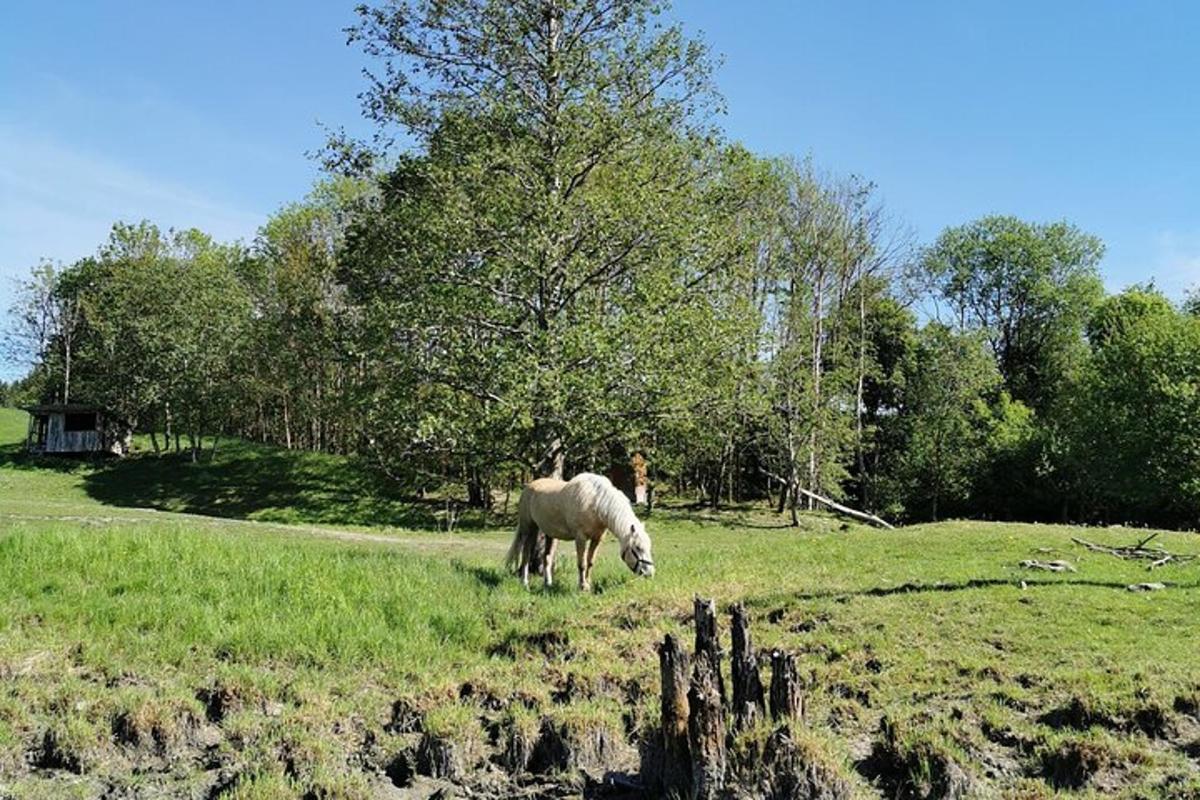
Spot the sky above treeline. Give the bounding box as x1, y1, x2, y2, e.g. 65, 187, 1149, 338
2, 1, 1199, 377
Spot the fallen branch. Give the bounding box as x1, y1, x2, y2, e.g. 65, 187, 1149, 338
760, 469, 895, 529
1019, 559, 1076, 573
793, 485, 895, 530
1071, 535, 1198, 571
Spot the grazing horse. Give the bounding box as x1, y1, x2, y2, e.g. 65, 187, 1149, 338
505, 472, 655, 591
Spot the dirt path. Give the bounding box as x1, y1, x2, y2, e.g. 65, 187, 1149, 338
0, 509, 511, 553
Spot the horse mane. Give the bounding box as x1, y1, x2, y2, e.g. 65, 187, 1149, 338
574, 473, 644, 547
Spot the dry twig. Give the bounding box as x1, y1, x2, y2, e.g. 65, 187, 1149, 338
1070, 535, 1198, 571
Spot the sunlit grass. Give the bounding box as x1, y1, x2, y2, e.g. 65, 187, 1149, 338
2, 406, 1199, 797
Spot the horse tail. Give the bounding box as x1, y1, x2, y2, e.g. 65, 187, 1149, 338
506, 488, 535, 574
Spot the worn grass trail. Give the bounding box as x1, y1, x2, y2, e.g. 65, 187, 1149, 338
1, 408, 1199, 798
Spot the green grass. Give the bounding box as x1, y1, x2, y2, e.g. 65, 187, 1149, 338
2, 407, 1199, 798
0, 407, 470, 529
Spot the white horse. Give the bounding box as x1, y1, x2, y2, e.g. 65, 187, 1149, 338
505, 472, 655, 591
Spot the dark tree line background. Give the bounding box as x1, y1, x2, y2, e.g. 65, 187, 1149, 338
5, 0, 1199, 529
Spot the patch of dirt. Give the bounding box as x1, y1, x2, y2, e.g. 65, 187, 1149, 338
1038, 695, 1175, 739
387, 698, 424, 734
487, 630, 575, 662
530, 717, 632, 779
385, 748, 416, 788
729, 726, 857, 800
1039, 739, 1123, 791
28, 728, 83, 773
196, 683, 243, 724
855, 716, 973, 800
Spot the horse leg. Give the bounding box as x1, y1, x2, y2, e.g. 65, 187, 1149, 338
543, 539, 557, 588
576, 537, 590, 591
585, 537, 601, 588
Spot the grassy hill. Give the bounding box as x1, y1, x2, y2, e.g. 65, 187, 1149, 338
1, 407, 1198, 798
0, 407, 452, 530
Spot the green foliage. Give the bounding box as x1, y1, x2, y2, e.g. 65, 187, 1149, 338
4, 0, 1196, 536
1062, 287, 1200, 525
241, 178, 373, 454
34, 222, 254, 458
883, 324, 1000, 521
921, 215, 1104, 412
339, 0, 765, 487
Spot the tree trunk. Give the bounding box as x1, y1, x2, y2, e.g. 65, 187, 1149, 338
62, 336, 71, 405
656, 634, 692, 799
688, 651, 726, 800
793, 485, 894, 529
693, 598, 726, 704
537, 436, 565, 479
769, 651, 803, 723
855, 278, 868, 506
282, 396, 293, 450
730, 604, 765, 732
808, 263, 825, 510
466, 466, 492, 509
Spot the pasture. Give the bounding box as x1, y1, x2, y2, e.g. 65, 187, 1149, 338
1, 408, 1198, 799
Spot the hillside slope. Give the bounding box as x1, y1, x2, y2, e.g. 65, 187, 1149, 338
2, 407, 1199, 798
0, 407, 445, 530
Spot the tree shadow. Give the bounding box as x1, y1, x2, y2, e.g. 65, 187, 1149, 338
454, 561, 506, 590
65, 440, 495, 531
0, 441, 115, 474
746, 576, 1200, 609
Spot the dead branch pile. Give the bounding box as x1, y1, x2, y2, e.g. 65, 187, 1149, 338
1070, 533, 1198, 570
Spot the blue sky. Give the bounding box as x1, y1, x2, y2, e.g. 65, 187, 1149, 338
3, 1, 1199, 377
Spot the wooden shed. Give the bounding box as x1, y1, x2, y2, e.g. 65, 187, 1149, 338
23, 404, 129, 456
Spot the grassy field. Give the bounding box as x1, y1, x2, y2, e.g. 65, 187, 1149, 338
1, 408, 1199, 799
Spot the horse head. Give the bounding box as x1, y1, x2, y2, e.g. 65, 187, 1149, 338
620, 522, 655, 578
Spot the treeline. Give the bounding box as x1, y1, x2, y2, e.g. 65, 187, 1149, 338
5, 0, 1199, 528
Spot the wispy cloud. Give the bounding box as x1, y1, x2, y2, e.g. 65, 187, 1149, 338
0, 124, 267, 378
0, 125, 264, 281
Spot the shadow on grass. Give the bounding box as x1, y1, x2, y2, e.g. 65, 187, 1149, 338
0, 441, 108, 474
455, 561, 506, 590
1, 436, 505, 531
747, 577, 1200, 608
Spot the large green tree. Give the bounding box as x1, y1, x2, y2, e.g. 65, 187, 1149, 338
244, 179, 371, 453
62, 223, 252, 459
886, 324, 999, 521
921, 215, 1104, 412
339, 0, 762, 488
1062, 287, 1200, 525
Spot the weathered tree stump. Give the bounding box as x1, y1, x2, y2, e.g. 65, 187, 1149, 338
415, 733, 464, 780
688, 651, 727, 800
657, 633, 692, 799
730, 603, 765, 732
769, 651, 804, 723
693, 597, 726, 704
652, 600, 811, 799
